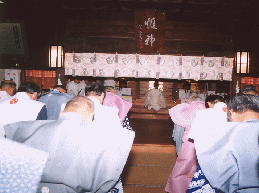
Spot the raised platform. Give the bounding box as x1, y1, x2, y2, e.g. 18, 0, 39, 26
129, 99, 179, 120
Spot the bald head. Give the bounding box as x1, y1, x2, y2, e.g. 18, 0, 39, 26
62, 97, 95, 122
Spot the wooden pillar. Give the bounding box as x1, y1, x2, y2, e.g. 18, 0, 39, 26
172, 82, 179, 100
135, 80, 140, 99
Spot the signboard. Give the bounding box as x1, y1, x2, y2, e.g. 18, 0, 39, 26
0, 22, 28, 57
135, 9, 166, 54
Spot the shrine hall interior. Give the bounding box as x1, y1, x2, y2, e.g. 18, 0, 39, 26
1, 0, 259, 145
2, 1, 259, 192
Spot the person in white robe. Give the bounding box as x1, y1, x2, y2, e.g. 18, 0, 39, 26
85, 82, 123, 130
188, 94, 230, 156
0, 82, 47, 125
144, 81, 167, 111
66, 76, 80, 96
85, 82, 132, 193
193, 94, 259, 193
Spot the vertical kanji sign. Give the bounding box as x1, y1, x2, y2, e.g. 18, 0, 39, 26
135, 9, 166, 54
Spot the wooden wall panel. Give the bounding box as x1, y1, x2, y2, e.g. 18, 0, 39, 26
65, 18, 234, 57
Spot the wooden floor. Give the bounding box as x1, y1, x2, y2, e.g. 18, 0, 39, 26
121, 118, 176, 192
121, 144, 177, 193
129, 117, 175, 145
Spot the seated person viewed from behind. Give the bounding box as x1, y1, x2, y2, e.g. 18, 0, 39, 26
196, 94, 259, 193
165, 93, 205, 193
85, 82, 135, 192
144, 81, 167, 111
38, 85, 74, 120
0, 82, 47, 125
4, 97, 135, 193
188, 94, 227, 151
85, 82, 122, 129
103, 87, 133, 130
0, 80, 16, 101
186, 94, 227, 192
242, 84, 257, 95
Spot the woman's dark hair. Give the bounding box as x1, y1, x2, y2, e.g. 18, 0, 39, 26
85, 82, 106, 97
18, 82, 41, 94
227, 94, 259, 114
205, 94, 224, 108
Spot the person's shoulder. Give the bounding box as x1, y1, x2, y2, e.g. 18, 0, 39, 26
62, 93, 75, 99
235, 120, 259, 131
33, 99, 45, 106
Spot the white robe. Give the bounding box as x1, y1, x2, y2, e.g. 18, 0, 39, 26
0, 92, 45, 125
188, 102, 236, 156
144, 89, 167, 111
88, 97, 123, 132
0, 91, 11, 102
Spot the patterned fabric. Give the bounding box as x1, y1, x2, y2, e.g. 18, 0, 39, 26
122, 116, 133, 131
108, 178, 123, 193
187, 165, 221, 193
65, 53, 233, 81
0, 138, 48, 193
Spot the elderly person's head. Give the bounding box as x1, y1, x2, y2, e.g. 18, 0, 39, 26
227, 94, 259, 122
61, 97, 94, 122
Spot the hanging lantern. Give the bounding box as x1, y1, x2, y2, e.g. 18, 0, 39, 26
235, 51, 249, 73
49, 46, 64, 68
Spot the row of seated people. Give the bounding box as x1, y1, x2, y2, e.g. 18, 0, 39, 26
0, 80, 135, 192
166, 85, 259, 193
